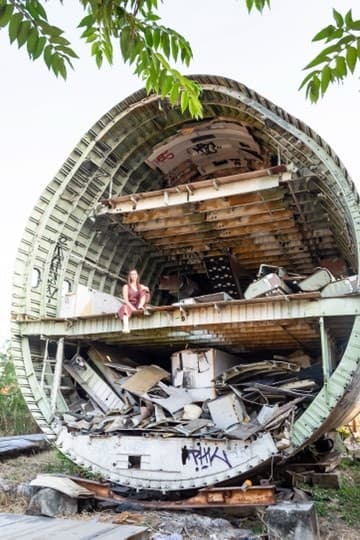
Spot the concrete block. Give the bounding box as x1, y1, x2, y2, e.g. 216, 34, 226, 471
265, 502, 319, 540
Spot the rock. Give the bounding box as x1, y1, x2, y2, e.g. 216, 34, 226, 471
115, 501, 145, 512
153, 512, 254, 540
265, 502, 319, 540
26, 487, 78, 517
16, 482, 37, 500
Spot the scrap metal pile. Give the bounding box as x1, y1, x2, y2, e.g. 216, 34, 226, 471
243, 264, 358, 300
60, 345, 321, 454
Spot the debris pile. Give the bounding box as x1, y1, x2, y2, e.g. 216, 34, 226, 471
60, 346, 321, 453
243, 264, 359, 300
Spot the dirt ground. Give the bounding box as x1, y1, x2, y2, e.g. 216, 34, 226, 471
1, 448, 360, 539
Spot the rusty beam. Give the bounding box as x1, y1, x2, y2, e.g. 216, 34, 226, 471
70, 476, 276, 508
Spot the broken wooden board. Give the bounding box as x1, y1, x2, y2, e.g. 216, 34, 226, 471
30, 475, 93, 498
0, 513, 148, 540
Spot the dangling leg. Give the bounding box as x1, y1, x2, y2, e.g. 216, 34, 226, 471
122, 314, 130, 333
117, 304, 132, 333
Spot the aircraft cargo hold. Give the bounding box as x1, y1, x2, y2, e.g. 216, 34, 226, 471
11, 75, 360, 492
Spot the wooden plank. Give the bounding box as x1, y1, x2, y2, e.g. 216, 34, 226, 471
0, 514, 148, 540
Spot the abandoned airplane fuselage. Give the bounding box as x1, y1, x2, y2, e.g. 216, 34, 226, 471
11, 76, 360, 492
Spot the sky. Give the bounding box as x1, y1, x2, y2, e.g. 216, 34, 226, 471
0, 0, 359, 345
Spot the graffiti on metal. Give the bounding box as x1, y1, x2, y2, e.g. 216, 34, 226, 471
181, 444, 232, 471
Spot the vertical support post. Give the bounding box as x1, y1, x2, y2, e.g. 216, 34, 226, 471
320, 317, 331, 402
40, 339, 49, 390
50, 337, 64, 414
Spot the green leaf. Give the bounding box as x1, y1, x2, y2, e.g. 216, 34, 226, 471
120, 26, 131, 60
335, 55, 347, 79
161, 31, 170, 58
333, 9, 344, 28
95, 50, 103, 68
169, 82, 179, 104
144, 26, 153, 47
344, 9, 353, 29
9, 12, 23, 44
320, 65, 332, 95
32, 35, 46, 59
171, 36, 178, 62
304, 53, 331, 70
81, 26, 96, 39
304, 43, 341, 70
25, 0, 47, 21
298, 69, 319, 90
312, 25, 335, 42
16, 20, 31, 48
55, 45, 79, 59
346, 46, 358, 73
103, 40, 113, 63
43, 44, 52, 69
308, 76, 320, 103
27, 27, 39, 57
51, 36, 70, 46
349, 20, 360, 31
91, 40, 99, 56
330, 28, 343, 40
78, 14, 94, 28
180, 90, 189, 113
161, 72, 173, 95
57, 56, 67, 79
0, 4, 14, 28
38, 21, 63, 37
153, 27, 160, 48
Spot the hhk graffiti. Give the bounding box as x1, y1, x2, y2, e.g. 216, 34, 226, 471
181, 444, 232, 471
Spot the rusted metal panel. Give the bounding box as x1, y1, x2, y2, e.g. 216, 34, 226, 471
70, 476, 276, 508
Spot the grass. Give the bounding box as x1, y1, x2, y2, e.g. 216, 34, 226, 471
43, 449, 101, 480
312, 458, 360, 528
0, 348, 39, 436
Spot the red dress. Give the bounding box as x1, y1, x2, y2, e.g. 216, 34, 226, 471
117, 285, 150, 319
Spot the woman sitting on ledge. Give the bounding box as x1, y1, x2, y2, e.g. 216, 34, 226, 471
117, 269, 150, 333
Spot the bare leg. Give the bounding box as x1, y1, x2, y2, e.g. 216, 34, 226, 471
122, 314, 130, 333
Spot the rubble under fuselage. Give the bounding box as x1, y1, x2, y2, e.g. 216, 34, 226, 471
18, 286, 359, 491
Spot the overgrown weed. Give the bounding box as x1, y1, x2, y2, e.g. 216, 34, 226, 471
312, 458, 360, 528
0, 346, 38, 436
